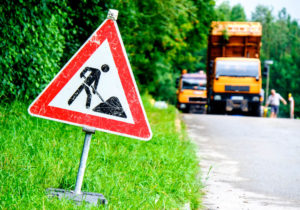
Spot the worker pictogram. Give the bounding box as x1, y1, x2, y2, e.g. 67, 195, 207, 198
67, 65, 126, 118
68, 66, 102, 109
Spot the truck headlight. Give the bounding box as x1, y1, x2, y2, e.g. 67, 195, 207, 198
214, 95, 221, 100
180, 104, 186, 109
252, 96, 259, 102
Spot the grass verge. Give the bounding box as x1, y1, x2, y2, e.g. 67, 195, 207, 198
0, 95, 202, 209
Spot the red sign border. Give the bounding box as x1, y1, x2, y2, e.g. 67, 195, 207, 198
28, 19, 152, 141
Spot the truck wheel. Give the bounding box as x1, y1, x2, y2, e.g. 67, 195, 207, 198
182, 105, 190, 113
211, 102, 225, 114
207, 105, 211, 114
199, 105, 206, 114
209, 104, 218, 114
207, 104, 213, 114
251, 105, 261, 117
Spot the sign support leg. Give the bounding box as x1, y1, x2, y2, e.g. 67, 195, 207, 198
46, 127, 107, 206
74, 127, 94, 194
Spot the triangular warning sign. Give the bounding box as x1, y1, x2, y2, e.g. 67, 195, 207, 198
28, 18, 152, 141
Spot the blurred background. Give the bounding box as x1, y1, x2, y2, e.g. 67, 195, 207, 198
1, 0, 299, 118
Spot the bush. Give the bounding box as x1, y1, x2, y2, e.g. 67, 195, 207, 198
0, 0, 70, 100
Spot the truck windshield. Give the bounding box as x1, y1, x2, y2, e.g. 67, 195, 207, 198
216, 60, 259, 77
182, 78, 206, 90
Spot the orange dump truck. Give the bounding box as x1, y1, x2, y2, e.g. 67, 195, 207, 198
176, 70, 207, 113
206, 21, 263, 116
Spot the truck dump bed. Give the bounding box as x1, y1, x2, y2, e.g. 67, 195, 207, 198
207, 21, 262, 65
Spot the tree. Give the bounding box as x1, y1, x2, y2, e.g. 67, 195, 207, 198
215, 2, 246, 21
251, 5, 274, 59
230, 4, 246, 21
251, 5, 273, 24
215, 1, 231, 21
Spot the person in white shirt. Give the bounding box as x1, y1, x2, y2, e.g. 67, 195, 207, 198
265, 89, 287, 118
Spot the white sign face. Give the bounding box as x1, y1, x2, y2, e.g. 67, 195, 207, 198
49, 40, 134, 124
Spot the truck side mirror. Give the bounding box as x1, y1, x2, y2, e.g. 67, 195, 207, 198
263, 65, 269, 77
175, 78, 179, 88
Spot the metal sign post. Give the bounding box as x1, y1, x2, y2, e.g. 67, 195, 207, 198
74, 127, 95, 195
47, 127, 107, 205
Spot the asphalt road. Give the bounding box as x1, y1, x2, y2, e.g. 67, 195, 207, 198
183, 114, 300, 210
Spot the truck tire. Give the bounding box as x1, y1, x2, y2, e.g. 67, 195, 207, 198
211, 102, 225, 114
181, 105, 190, 113
209, 103, 220, 114
207, 104, 214, 114
251, 104, 261, 117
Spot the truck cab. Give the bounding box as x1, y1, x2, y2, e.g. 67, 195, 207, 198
176, 70, 207, 113
211, 57, 261, 114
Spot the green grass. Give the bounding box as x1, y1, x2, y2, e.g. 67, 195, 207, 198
0, 95, 202, 209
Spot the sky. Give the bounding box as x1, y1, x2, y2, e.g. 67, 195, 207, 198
216, 0, 300, 21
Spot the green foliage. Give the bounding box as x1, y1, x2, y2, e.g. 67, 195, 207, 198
251, 5, 274, 58
0, 0, 70, 100
0, 96, 202, 208
215, 1, 231, 21
1, 0, 215, 104
222, 29, 229, 41
230, 4, 246, 21
251, 5, 274, 25
215, 1, 246, 21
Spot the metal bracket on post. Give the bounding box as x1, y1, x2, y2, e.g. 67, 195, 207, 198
107, 9, 119, 21
47, 127, 107, 206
